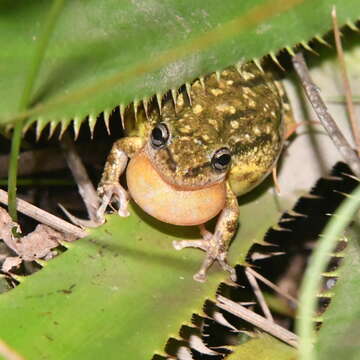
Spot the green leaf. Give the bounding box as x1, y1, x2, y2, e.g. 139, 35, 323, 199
1, 0, 359, 128
226, 333, 297, 360
316, 227, 360, 360
297, 184, 360, 360
0, 188, 281, 359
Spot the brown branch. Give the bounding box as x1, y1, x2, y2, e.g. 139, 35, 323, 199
247, 267, 298, 305
245, 267, 274, 321
0, 189, 86, 238
332, 7, 360, 156
292, 52, 360, 177
60, 134, 99, 221
217, 295, 298, 348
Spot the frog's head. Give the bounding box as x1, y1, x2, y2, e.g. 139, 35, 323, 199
145, 118, 231, 190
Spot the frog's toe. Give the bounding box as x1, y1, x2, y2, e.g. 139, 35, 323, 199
218, 257, 236, 281
194, 252, 235, 283
96, 193, 111, 221
173, 237, 235, 282
172, 239, 208, 251
117, 207, 130, 217
193, 270, 207, 283
195, 243, 235, 282
97, 183, 129, 219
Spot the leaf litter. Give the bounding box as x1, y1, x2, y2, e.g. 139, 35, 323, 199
0, 206, 75, 273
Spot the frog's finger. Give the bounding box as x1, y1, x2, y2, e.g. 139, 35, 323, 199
96, 183, 130, 219
172, 239, 208, 252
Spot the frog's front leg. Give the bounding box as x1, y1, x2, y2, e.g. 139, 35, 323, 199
173, 183, 239, 282
97, 137, 144, 221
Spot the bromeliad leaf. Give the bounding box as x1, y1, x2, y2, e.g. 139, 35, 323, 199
0, 0, 359, 130
0, 189, 279, 359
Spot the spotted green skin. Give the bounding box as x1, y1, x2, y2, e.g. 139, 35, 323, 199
142, 62, 286, 195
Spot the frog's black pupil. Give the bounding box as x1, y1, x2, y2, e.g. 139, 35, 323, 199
152, 128, 162, 142
212, 148, 231, 171
217, 154, 231, 166
151, 124, 169, 148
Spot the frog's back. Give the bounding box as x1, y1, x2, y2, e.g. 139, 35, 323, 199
127, 62, 288, 196
210, 63, 286, 196
169, 62, 287, 196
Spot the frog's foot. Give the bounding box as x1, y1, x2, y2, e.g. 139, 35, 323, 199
173, 228, 235, 283
96, 183, 130, 221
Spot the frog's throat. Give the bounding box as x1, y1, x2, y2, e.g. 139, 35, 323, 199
143, 148, 225, 191
126, 150, 226, 226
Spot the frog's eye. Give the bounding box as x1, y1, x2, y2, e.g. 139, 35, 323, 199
211, 148, 231, 171
150, 123, 170, 149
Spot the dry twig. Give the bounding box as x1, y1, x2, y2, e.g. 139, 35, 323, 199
332, 7, 360, 156
0, 207, 74, 272
0, 189, 85, 238
292, 52, 360, 177
247, 267, 298, 305
60, 134, 99, 221
217, 295, 298, 348
245, 267, 274, 321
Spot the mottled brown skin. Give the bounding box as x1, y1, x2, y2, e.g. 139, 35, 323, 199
97, 62, 287, 282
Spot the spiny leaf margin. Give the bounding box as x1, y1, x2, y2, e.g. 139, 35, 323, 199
0, 0, 359, 132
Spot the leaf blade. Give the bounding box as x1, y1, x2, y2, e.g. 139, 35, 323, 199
1, 0, 359, 127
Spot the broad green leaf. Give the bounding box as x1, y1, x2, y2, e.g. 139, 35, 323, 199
0, 188, 281, 359
0, 0, 359, 128
227, 333, 297, 360
316, 228, 360, 360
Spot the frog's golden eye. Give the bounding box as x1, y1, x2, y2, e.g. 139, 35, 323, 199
211, 148, 231, 171
150, 123, 170, 149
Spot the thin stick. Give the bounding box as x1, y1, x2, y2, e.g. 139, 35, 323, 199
332, 7, 360, 156
217, 295, 299, 348
0, 190, 86, 239
245, 267, 274, 321
247, 267, 298, 305
272, 167, 281, 194
60, 133, 99, 221
292, 52, 360, 177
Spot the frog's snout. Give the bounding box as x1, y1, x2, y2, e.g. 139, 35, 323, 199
126, 151, 226, 226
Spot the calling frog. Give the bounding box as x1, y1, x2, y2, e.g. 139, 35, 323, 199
97, 62, 290, 282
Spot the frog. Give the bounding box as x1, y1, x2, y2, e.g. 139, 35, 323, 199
96, 61, 290, 282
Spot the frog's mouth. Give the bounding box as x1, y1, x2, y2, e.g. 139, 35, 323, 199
126, 150, 226, 226
144, 142, 227, 191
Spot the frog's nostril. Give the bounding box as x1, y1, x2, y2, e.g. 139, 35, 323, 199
185, 167, 200, 178
167, 159, 177, 171
165, 148, 177, 171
